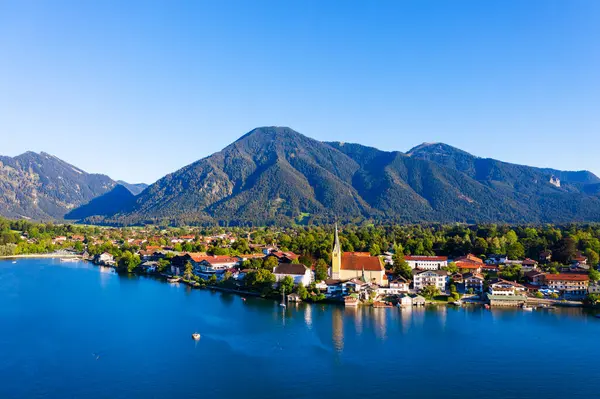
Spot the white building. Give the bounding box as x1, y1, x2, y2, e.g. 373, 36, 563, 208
413, 270, 448, 292
405, 256, 448, 270
488, 279, 525, 296
273, 263, 312, 286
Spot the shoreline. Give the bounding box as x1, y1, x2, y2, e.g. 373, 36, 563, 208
0, 254, 82, 259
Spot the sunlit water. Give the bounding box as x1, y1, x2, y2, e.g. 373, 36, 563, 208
1, 259, 599, 398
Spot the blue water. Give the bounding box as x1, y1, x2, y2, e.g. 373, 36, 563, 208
1, 258, 599, 398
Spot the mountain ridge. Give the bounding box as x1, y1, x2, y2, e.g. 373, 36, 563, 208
73, 127, 600, 226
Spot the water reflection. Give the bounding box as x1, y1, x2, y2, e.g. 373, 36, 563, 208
332, 306, 344, 352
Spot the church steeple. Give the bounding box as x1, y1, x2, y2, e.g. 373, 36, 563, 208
331, 223, 341, 279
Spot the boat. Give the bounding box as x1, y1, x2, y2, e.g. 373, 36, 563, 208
241, 297, 247, 302
191, 332, 201, 340
60, 258, 78, 262
12, 261, 17, 264
522, 305, 533, 311
167, 277, 180, 283
279, 286, 287, 308
484, 304, 490, 309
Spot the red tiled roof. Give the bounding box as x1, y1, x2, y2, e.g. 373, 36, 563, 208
454, 254, 484, 264
544, 274, 589, 282
405, 255, 448, 261
341, 252, 383, 271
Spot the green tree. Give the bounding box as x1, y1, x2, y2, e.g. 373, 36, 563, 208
279, 276, 294, 295
184, 261, 194, 280
420, 285, 440, 299
585, 249, 599, 267
296, 283, 308, 300
392, 252, 412, 280
589, 268, 600, 283
157, 258, 170, 273
315, 258, 329, 281
445, 261, 458, 274
208, 274, 218, 285
506, 242, 525, 259
263, 256, 278, 270
117, 250, 140, 273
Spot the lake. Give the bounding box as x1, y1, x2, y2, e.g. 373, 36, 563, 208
1, 258, 599, 399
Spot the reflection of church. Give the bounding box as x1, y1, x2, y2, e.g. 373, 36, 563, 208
330, 225, 388, 286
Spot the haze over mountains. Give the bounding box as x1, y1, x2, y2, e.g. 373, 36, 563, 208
2, 127, 600, 225
0, 151, 146, 220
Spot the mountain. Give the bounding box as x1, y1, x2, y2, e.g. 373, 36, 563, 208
82, 127, 600, 226
117, 181, 148, 195
64, 184, 137, 221
0, 151, 117, 220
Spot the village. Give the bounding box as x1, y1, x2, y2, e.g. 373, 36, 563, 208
32, 225, 597, 311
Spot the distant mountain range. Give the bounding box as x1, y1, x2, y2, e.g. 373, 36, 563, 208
3, 127, 600, 225
0, 151, 146, 220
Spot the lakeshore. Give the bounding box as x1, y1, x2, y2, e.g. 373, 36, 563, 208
2, 257, 600, 399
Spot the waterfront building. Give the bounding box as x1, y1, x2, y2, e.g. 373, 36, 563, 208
413, 269, 448, 292
486, 278, 527, 306
273, 263, 313, 286
464, 273, 484, 293
542, 273, 589, 297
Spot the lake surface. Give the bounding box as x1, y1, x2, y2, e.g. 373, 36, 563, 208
1, 258, 600, 398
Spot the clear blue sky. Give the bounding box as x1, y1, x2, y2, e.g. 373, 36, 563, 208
1, 0, 599, 184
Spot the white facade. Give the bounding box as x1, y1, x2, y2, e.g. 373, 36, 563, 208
405, 256, 448, 270
413, 270, 448, 291
273, 265, 313, 286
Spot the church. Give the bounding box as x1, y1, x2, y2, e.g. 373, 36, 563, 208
330, 225, 388, 286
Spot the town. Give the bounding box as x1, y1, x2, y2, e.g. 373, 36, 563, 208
2, 218, 599, 310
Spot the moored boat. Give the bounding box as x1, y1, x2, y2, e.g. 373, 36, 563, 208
191, 332, 201, 340
167, 277, 180, 283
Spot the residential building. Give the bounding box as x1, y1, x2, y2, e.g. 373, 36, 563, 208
95, 252, 115, 266
486, 278, 527, 307
273, 263, 312, 286
268, 251, 300, 263
454, 254, 484, 273
525, 270, 546, 285
379, 276, 410, 295
413, 270, 448, 292
404, 255, 448, 270
464, 273, 484, 293
521, 258, 538, 272
543, 273, 589, 297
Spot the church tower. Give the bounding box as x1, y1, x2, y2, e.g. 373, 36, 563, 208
331, 223, 342, 279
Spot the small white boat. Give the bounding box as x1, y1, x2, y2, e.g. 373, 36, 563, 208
167, 277, 180, 283
191, 332, 201, 340
60, 258, 78, 262
522, 305, 533, 311
12, 261, 17, 264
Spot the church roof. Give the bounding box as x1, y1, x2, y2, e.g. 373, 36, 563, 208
341, 252, 383, 271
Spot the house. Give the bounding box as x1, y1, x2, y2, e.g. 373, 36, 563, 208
273, 263, 312, 286
481, 264, 499, 273
71, 235, 85, 242
398, 293, 413, 307
464, 273, 484, 293
454, 254, 484, 273
488, 278, 526, 296
525, 270, 546, 285
486, 278, 527, 307
398, 293, 426, 306
542, 273, 589, 297
195, 256, 240, 277
486, 254, 508, 265
521, 258, 538, 272
346, 278, 370, 294
268, 251, 300, 263
95, 252, 115, 266
539, 250, 552, 263
588, 282, 600, 294
451, 273, 464, 284
413, 270, 448, 292
379, 276, 410, 295
572, 254, 588, 266
404, 255, 448, 270
140, 261, 158, 273
53, 236, 67, 244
